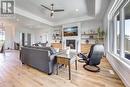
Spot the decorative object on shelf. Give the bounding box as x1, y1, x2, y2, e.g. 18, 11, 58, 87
60, 40, 62, 43
52, 29, 62, 41
86, 39, 89, 44
66, 46, 70, 54
97, 27, 105, 39
56, 33, 60, 36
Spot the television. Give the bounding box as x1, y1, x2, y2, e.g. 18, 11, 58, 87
63, 26, 78, 36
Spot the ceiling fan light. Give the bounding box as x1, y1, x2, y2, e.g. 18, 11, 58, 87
51, 11, 54, 13
75, 9, 79, 12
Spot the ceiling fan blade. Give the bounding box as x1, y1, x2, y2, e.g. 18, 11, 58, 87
50, 13, 53, 17
54, 9, 64, 12
41, 4, 51, 11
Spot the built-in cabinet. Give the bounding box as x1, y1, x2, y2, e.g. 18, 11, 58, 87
51, 43, 62, 49
52, 29, 62, 43
81, 44, 92, 53
51, 43, 92, 53
51, 24, 104, 53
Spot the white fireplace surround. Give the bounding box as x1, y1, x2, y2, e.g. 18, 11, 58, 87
62, 23, 81, 52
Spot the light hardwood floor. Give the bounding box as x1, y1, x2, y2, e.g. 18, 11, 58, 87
0, 50, 125, 87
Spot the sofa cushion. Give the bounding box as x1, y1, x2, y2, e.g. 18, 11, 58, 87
23, 46, 56, 55
50, 47, 56, 55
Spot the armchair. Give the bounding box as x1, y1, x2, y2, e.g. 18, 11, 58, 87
80, 44, 104, 72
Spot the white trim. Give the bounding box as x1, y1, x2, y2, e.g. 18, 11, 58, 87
15, 7, 54, 26
107, 52, 130, 87
106, 0, 130, 87
108, 0, 124, 19
107, 0, 120, 52
108, 51, 130, 65
119, 8, 125, 57
113, 16, 117, 54
15, 7, 95, 26
53, 16, 94, 26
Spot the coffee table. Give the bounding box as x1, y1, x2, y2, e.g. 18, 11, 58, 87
56, 52, 78, 80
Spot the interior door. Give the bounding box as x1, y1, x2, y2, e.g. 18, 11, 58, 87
22, 33, 25, 46
27, 33, 31, 46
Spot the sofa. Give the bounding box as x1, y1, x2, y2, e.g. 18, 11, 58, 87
20, 46, 57, 75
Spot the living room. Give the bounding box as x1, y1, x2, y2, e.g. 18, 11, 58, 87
0, 0, 130, 87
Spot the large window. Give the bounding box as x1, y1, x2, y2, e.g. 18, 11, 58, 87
124, 1, 130, 59
116, 13, 120, 54
109, 0, 130, 61
109, 19, 114, 52
0, 28, 5, 48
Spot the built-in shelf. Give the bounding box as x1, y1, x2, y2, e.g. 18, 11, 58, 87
81, 33, 98, 36
81, 33, 104, 44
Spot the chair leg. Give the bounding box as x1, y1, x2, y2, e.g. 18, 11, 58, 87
78, 59, 85, 63
83, 64, 100, 72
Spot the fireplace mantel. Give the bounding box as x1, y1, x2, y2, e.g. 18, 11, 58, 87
62, 23, 81, 52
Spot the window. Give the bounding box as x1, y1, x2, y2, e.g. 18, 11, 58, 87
109, 0, 130, 61
124, 1, 130, 60
116, 13, 120, 54
109, 19, 114, 52
0, 28, 5, 48
0, 30, 5, 41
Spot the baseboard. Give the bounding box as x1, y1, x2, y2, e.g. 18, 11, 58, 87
106, 53, 130, 87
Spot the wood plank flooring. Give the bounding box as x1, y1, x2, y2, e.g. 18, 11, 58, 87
0, 50, 125, 87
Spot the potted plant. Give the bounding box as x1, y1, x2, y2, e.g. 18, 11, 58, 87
97, 27, 105, 39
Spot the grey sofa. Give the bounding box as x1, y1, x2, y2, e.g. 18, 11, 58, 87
20, 46, 57, 75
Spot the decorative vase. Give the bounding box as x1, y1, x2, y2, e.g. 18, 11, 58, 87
66, 47, 70, 54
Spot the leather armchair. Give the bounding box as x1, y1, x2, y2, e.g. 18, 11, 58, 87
83, 44, 104, 72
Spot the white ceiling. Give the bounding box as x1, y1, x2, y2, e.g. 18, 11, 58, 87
15, 14, 51, 29
15, 0, 88, 22
0, 14, 52, 29
0, 0, 111, 28
15, 0, 111, 25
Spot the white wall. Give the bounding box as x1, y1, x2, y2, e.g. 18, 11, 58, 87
4, 25, 15, 49
81, 19, 103, 34
2, 18, 103, 49
2, 20, 54, 49
15, 26, 35, 45
104, 0, 130, 87
2, 22, 36, 49
34, 26, 54, 45
62, 22, 81, 52
33, 19, 103, 45
81, 19, 103, 44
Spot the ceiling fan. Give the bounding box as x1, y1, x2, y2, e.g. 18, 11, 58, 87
41, 4, 64, 17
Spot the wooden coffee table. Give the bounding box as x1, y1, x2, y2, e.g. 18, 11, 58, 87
56, 52, 78, 80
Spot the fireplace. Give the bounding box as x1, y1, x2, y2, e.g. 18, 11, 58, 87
66, 40, 76, 49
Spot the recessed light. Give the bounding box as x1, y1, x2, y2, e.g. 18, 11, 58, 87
75, 9, 79, 12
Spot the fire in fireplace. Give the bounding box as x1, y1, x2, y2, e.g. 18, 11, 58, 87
66, 40, 76, 49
